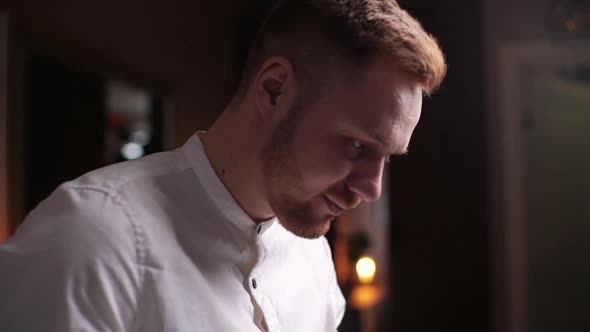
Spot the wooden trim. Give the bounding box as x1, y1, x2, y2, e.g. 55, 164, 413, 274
0, 13, 8, 241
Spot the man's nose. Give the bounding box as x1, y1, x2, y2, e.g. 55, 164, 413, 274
345, 157, 385, 203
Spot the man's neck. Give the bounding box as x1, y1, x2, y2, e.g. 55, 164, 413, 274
199, 109, 275, 224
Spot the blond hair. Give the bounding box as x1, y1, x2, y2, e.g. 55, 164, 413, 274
237, 0, 446, 96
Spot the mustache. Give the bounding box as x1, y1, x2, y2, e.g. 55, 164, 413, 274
328, 188, 362, 209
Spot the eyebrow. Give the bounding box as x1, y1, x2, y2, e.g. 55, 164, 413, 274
367, 132, 409, 156
348, 132, 406, 159
340, 122, 410, 156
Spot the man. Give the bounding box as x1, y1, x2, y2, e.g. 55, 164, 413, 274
0, 0, 445, 331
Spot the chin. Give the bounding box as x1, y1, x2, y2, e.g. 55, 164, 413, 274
271, 193, 335, 239
280, 215, 333, 240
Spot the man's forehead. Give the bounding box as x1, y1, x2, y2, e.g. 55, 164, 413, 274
373, 130, 410, 155
338, 119, 411, 156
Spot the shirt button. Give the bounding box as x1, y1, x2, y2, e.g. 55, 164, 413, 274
252, 278, 258, 289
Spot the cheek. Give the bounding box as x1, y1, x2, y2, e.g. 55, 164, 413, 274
293, 139, 350, 192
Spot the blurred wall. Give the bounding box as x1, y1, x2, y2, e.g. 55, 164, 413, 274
386, 1, 492, 331
3, 0, 248, 145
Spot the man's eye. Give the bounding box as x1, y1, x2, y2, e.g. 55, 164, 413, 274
349, 139, 370, 160
353, 140, 363, 150
352, 140, 368, 154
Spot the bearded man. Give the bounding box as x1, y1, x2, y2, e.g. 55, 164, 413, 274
0, 0, 446, 331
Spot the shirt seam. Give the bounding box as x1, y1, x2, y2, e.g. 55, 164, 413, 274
62, 184, 146, 331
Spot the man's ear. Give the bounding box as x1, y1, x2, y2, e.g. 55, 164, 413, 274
254, 57, 296, 120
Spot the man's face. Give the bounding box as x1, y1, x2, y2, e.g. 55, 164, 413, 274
261, 58, 423, 239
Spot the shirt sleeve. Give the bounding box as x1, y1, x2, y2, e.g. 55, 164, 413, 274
0, 185, 142, 331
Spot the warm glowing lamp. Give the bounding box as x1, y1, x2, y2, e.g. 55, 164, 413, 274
350, 255, 384, 310
355, 256, 376, 284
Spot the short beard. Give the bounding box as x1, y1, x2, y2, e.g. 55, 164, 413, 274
261, 100, 332, 239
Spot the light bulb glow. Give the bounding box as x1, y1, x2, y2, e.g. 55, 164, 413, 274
121, 142, 144, 160
356, 256, 376, 284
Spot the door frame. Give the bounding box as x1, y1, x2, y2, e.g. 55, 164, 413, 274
494, 40, 590, 332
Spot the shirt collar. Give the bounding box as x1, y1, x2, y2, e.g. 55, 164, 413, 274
181, 132, 277, 235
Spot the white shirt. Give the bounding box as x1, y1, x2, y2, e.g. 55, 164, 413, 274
0, 134, 346, 331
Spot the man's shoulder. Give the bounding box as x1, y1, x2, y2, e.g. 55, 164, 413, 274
16, 180, 139, 258
22, 149, 190, 254
10, 147, 197, 264
0, 183, 142, 330
10, 150, 188, 262
71, 148, 190, 193
15, 149, 191, 236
